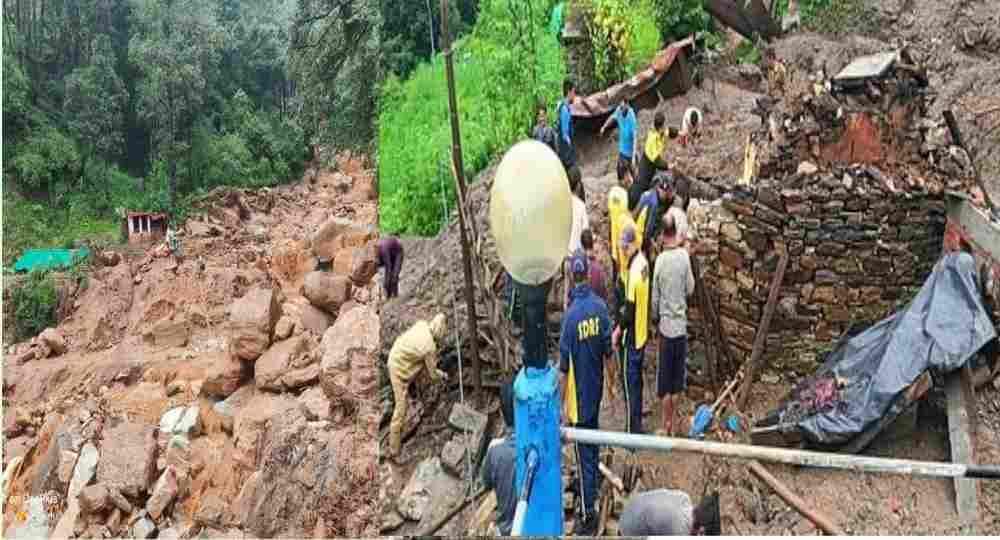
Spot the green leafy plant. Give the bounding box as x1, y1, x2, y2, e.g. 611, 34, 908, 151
734, 38, 762, 65
378, 0, 566, 236
650, 0, 714, 43
8, 269, 58, 342
580, 0, 659, 86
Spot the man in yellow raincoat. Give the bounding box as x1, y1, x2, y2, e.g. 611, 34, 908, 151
387, 313, 449, 458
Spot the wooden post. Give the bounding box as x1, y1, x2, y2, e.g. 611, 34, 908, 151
945, 365, 978, 530
441, 0, 482, 396
736, 252, 789, 409
749, 460, 846, 535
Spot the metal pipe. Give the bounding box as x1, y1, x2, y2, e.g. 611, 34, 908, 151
562, 428, 1000, 480
510, 446, 540, 536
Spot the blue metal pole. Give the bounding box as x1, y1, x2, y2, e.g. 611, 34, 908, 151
513, 366, 563, 536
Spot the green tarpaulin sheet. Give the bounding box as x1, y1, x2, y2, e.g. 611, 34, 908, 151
13, 248, 90, 273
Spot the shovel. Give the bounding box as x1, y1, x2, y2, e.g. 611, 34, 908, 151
689, 374, 741, 439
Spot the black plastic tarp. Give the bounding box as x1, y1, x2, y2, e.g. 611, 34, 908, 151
771, 251, 996, 446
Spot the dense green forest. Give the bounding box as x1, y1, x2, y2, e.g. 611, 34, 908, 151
2, 0, 380, 265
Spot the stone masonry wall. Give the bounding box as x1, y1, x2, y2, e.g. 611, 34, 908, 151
688, 165, 946, 376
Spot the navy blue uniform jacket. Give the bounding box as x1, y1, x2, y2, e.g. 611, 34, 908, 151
560, 283, 613, 424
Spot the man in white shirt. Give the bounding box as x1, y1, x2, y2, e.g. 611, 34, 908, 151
679, 107, 703, 147
651, 213, 694, 436
564, 174, 590, 310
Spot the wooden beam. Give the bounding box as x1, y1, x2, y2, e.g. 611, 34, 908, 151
945, 366, 978, 530
599, 462, 625, 493
736, 252, 789, 409
749, 460, 846, 535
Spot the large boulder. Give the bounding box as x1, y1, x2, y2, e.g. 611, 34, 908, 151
79, 483, 110, 514
39, 328, 67, 356
301, 272, 352, 314
235, 407, 351, 537
331, 246, 377, 285
159, 405, 202, 440
297, 386, 331, 421
311, 218, 375, 262
143, 318, 190, 348
201, 352, 249, 399
298, 303, 334, 336
319, 306, 379, 414
229, 287, 282, 361
146, 467, 179, 520
96, 422, 157, 498
254, 335, 316, 391
233, 393, 299, 469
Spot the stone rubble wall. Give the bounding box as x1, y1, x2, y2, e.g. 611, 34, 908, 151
687, 165, 946, 376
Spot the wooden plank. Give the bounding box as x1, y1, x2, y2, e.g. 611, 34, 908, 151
737, 252, 789, 409
945, 367, 978, 529
749, 460, 846, 535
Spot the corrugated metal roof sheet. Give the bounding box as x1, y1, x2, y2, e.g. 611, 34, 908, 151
568, 36, 695, 118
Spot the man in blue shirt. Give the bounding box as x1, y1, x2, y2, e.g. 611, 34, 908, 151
556, 79, 584, 204
634, 174, 674, 264
600, 100, 638, 185
559, 250, 613, 536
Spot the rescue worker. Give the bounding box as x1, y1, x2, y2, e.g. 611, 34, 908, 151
386, 313, 449, 459
377, 236, 405, 298
612, 223, 649, 433
620, 489, 721, 536
634, 175, 672, 265
480, 381, 517, 536
559, 249, 613, 536
600, 99, 638, 186
607, 186, 629, 315
556, 79, 584, 204
679, 107, 703, 147
651, 213, 695, 436
612, 223, 650, 491
632, 111, 672, 210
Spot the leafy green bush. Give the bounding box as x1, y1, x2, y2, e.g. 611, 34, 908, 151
650, 0, 715, 43
378, 0, 566, 236
8, 269, 58, 342
579, 0, 661, 87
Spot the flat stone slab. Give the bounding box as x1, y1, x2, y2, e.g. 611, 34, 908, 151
397, 456, 462, 527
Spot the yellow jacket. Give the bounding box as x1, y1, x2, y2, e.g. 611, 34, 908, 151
608, 186, 628, 275
388, 314, 447, 384
625, 252, 650, 349
617, 215, 638, 286
644, 129, 667, 163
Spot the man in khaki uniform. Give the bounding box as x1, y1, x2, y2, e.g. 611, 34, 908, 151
387, 313, 449, 458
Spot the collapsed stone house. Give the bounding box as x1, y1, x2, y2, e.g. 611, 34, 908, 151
684, 51, 988, 380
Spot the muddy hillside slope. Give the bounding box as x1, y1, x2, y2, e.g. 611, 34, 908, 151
3, 153, 380, 538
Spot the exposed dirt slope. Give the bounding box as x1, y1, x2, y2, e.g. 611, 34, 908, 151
3, 153, 380, 538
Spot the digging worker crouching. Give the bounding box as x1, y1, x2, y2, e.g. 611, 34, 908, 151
386, 313, 449, 459
559, 249, 614, 536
